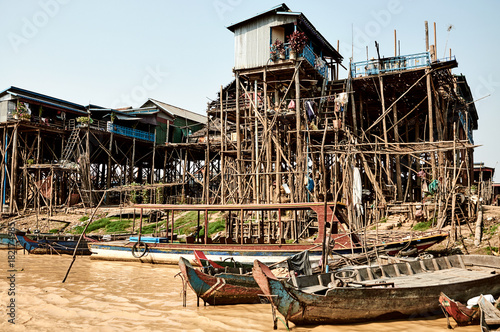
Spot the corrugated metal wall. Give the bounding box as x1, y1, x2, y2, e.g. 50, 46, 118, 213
0, 101, 8, 122
233, 16, 296, 70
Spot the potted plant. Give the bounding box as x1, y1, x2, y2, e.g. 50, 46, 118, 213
288, 30, 308, 60
275, 39, 286, 59
76, 116, 93, 126
13, 101, 31, 120
470, 185, 478, 194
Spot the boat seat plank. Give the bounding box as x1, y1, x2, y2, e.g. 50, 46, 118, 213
394, 264, 401, 277
300, 285, 329, 294
444, 256, 452, 269
432, 259, 440, 271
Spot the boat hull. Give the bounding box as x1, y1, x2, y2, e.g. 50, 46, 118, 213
0, 233, 19, 249
253, 255, 500, 325
178, 256, 262, 305
439, 292, 479, 325
90, 242, 324, 265
89, 233, 448, 265
15, 234, 91, 255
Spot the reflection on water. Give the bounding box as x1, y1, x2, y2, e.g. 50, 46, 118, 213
0, 251, 478, 332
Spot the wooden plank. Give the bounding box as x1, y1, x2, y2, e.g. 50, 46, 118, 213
444, 256, 452, 269
457, 255, 466, 269
394, 264, 401, 277
406, 262, 414, 275
479, 296, 500, 325
432, 259, 440, 271
366, 267, 374, 280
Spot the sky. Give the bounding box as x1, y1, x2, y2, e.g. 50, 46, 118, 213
0, 0, 498, 180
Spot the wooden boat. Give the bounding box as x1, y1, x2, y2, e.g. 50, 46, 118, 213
178, 256, 262, 305
15, 232, 96, 255
479, 295, 500, 332
0, 233, 20, 249
89, 202, 448, 265
193, 250, 253, 272
253, 255, 500, 326
439, 292, 479, 326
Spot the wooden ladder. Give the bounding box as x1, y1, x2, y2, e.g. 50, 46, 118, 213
61, 128, 81, 162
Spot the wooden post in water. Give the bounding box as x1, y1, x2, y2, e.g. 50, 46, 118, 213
204, 208, 208, 245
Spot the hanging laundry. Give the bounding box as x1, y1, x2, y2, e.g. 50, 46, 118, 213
353, 167, 364, 216
307, 178, 314, 192
305, 100, 315, 121
335, 92, 348, 104
428, 179, 439, 194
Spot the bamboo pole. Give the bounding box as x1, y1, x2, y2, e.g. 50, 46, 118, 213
220, 85, 225, 204
235, 74, 242, 203
62, 192, 106, 283
393, 103, 403, 200
426, 69, 437, 179
10, 124, 18, 214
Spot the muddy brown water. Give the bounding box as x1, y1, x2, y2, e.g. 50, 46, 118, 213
0, 251, 479, 331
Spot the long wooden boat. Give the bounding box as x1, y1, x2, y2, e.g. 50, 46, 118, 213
253, 255, 500, 326
15, 232, 95, 255
439, 292, 479, 326
89, 202, 448, 265
178, 256, 262, 305
479, 295, 500, 332
0, 233, 20, 249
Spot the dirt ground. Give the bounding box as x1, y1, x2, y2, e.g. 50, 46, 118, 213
0, 205, 222, 236
1, 205, 499, 256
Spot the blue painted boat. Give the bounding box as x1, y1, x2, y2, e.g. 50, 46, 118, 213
178, 256, 262, 305
0, 233, 19, 249
15, 232, 93, 255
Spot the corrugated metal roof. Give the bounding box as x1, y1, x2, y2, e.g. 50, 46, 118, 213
227, 3, 290, 32
0, 86, 89, 114
143, 99, 206, 124
6, 92, 88, 115
128, 109, 160, 115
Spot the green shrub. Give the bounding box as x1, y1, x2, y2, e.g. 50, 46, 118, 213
49, 229, 59, 234
488, 224, 499, 235
413, 220, 433, 231
105, 219, 132, 233
79, 215, 89, 222
485, 246, 499, 255
199, 219, 225, 237
140, 221, 166, 234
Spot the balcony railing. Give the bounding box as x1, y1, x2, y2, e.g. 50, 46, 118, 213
107, 123, 155, 142
351, 52, 431, 77
271, 43, 328, 80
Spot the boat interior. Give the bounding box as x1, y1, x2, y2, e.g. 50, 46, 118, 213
288, 255, 500, 295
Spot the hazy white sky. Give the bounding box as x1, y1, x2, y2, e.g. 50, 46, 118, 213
1, 0, 498, 180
